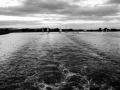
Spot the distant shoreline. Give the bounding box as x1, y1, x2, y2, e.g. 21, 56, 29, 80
0, 27, 120, 35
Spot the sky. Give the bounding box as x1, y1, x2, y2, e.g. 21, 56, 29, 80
0, 0, 120, 29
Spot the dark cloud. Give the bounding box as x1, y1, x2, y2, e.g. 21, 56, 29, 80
0, 0, 119, 17
78, 5, 119, 16
15, 0, 69, 14
0, 0, 74, 16
0, 0, 120, 29
58, 4, 119, 17
107, 0, 120, 4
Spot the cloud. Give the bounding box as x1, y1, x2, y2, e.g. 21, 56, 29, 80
1, 0, 119, 17
60, 4, 119, 17
0, 0, 120, 29
0, 0, 25, 7
0, 0, 66, 16
106, 0, 120, 4
0, 21, 39, 26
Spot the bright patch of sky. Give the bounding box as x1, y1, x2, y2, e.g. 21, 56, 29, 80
0, 15, 44, 21
0, 0, 24, 7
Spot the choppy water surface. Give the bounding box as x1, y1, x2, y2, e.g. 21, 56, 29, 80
0, 32, 120, 90
0, 33, 40, 62
76, 32, 120, 55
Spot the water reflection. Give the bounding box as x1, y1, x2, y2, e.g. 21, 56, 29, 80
1, 32, 120, 61
0, 33, 38, 61
77, 32, 120, 56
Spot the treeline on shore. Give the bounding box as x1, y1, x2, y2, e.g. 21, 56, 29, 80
0, 28, 120, 35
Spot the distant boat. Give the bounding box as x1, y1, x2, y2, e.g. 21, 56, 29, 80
59, 27, 62, 32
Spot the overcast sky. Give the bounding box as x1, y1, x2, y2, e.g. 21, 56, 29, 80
0, 0, 120, 29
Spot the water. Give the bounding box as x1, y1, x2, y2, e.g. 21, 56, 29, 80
74, 32, 120, 56
0, 32, 120, 90
0, 33, 35, 62
1, 32, 120, 60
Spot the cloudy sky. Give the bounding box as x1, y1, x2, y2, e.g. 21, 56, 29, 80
0, 0, 120, 29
